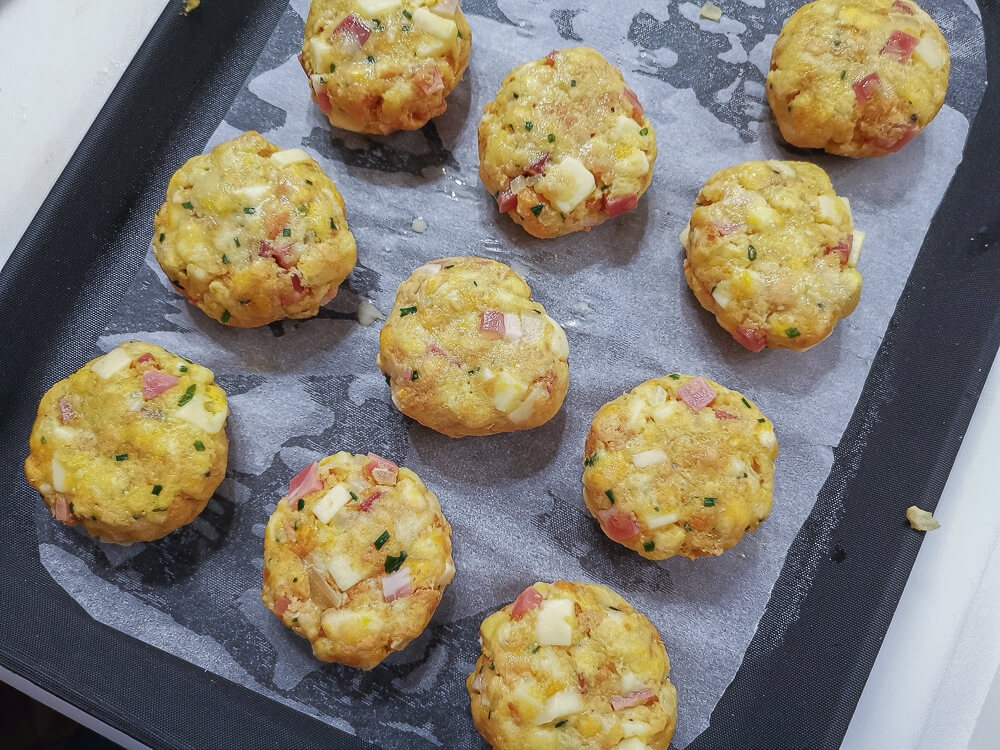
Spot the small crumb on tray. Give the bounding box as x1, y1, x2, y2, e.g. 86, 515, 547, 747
183, 0, 201, 14
357, 300, 384, 327
700, 1, 723, 21
906, 505, 940, 531
411, 217, 427, 233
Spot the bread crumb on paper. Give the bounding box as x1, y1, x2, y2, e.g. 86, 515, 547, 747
906, 505, 940, 531
183, 0, 201, 14
411, 217, 428, 233
700, 2, 723, 21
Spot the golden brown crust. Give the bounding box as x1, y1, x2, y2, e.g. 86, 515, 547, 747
261, 451, 455, 669
468, 581, 677, 748
23, 341, 228, 544
582, 374, 776, 560
682, 160, 863, 352
478, 47, 656, 238
302, 0, 471, 134
377, 257, 569, 437
153, 131, 357, 327
767, 0, 949, 157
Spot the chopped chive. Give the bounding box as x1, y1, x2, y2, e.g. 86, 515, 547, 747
840, 70, 846, 80
372, 18, 381, 29
297, 204, 308, 214
412, 370, 419, 381
384, 551, 407, 573
115, 453, 128, 461
234, 237, 240, 247
640, 126, 649, 136
305, 179, 313, 185
282, 228, 291, 237
222, 254, 230, 264
244, 207, 255, 214
330, 218, 337, 230
530, 204, 543, 217
570, 79, 576, 87
298, 498, 305, 510
748, 244, 757, 261
402, 8, 412, 17
605, 490, 615, 505
349, 491, 358, 500
684, 522, 693, 532
193, 440, 205, 451
785, 327, 801, 338
40, 437, 46, 444
741, 397, 751, 409
366, 55, 376, 63
399, 306, 417, 317
374, 530, 390, 550
643, 540, 655, 552
609, 606, 621, 611
152, 507, 166, 512
178, 384, 196, 406
584, 453, 598, 467
293, 577, 298, 582
834, 39, 842, 46
525, 121, 533, 131
204, 471, 211, 477
757, 417, 766, 423
704, 497, 717, 507
179, 365, 188, 372
745, 524, 751, 531
444, 264, 454, 268
555, 719, 568, 728
513, 92, 519, 99
158, 233, 165, 242
329, 63, 336, 72
384, 373, 391, 386
152, 484, 163, 496
547, 133, 555, 143
402, 24, 411, 30
669, 373, 680, 379
221, 309, 232, 324
489, 663, 495, 670
182, 201, 193, 210
457, 30, 463, 38
530, 644, 540, 653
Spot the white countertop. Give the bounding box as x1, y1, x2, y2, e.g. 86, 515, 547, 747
1, 1, 997, 747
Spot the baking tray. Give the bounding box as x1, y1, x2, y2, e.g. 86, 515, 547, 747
1, 0, 998, 748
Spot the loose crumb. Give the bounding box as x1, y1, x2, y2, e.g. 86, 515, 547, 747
700, 1, 723, 21
411, 217, 427, 233
357, 300, 384, 327
906, 505, 940, 531
183, 0, 201, 14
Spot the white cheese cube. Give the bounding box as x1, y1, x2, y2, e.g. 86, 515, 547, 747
312, 484, 351, 524
508, 386, 547, 424
816, 194, 839, 224
325, 554, 367, 591
493, 371, 528, 413
535, 598, 574, 646
711, 279, 732, 308
237, 184, 271, 205
412, 7, 457, 39
532, 689, 581, 725
646, 511, 679, 529
758, 430, 777, 450
357, 0, 402, 15
632, 450, 667, 468
537, 157, 596, 213
618, 738, 653, 750
546, 317, 569, 358
90, 347, 132, 379
848, 230, 865, 267
51, 456, 68, 492
679, 222, 691, 250
175, 393, 228, 434
270, 148, 312, 168
914, 36, 946, 68
620, 671, 646, 693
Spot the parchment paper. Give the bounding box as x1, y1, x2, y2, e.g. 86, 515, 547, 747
34, 0, 986, 747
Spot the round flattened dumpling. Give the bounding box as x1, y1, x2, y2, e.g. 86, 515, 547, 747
478, 47, 657, 239
261, 452, 455, 669
767, 0, 949, 158
582, 374, 776, 560
377, 257, 570, 437
468, 581, 678, 749
681, 160, 862, 352
24, 341, 229, 544
301, 0, 471, 134
153, 131, 357, 327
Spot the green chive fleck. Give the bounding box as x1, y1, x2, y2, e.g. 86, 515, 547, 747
179, 365, 188, 372
785, 327, 801, 338
399, 306, 417, 317
182, 201, 193, 210
584, 453, 599, 467
489, 663, 495, 670
840, 70, 846, 80
669, 373, 680, 379
412, 370, 419, 381
748, 244, 757, 261
530, 644, 540, 653
385, 551, 407, 573
244, 207, 255, 214
525, 121, 533, 131
194, 441, 205, 451
234, 237, 240, 247
457, 30, 463, 38
513, 92, 519, 99
444, 264, 454, 268
158, 233, 165, 242
640, 127, 649, 136
221, 310, 231, 324
178, 384, 196, 407
222, 254, 230, 264
547, 133, 555, 143
605, 490, 615, 505
152, 485, 163, 496
204, 471, 211, 477
402, 24, 411, 30
366, 55, 376, 64
330, 63, 336, 72
684, 522, 693, 532
297, 204, 308, 214
384, 373, 391, 386
115, 453, 128, 461
305, 179, 313, 185
283, 228, 291, 237
297, 498, 304, 510
374, 530, 390, 550
531, 204, 543, 217
402, 8, 412, 17
555, 719, 568, 728
349, 491, 358, 500
643, 540, 655, 552
704, 497, 717, 507
570, 79, 576, 87
330, 219, 337, 230
758, 417, 766, 423
741, 397, 751, 409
